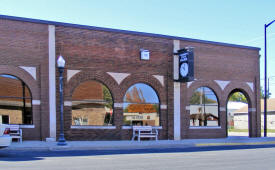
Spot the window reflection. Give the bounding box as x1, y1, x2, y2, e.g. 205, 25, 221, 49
123, 83, 160, 126
0, 75, 32, 124
189, 87, 219, 126
71, 81, 113, 126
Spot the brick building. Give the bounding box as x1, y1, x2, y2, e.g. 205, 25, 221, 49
0, 15, 261, 141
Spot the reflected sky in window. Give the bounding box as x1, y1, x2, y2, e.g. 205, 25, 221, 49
123, 83, 159, 104
0, 74, 19, 80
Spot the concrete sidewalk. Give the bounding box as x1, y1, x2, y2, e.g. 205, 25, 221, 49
4, 136, 275, 151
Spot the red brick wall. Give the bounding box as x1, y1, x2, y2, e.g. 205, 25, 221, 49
179, 41, 260, 138
0, 17, 260, 141
56, 26, 172, 140
54, 25, 260, 140
0, 19, 49, 140
0, 76, 31, 98
72, 81, 103, 100
56, 27, 173, 140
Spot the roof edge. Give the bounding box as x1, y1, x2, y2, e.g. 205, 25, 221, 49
0, 14, 261, 51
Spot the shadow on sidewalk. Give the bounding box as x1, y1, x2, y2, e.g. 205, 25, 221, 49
0, 144, 275, 162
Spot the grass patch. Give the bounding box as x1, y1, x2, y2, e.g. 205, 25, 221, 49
228, 128, 275, 133
228, 129, 248, 132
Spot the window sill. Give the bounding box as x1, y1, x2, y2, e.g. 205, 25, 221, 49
19, 125, 35, 128
189, 126, 221, 129
122, 126, 162, 130
70, 125, 116, 129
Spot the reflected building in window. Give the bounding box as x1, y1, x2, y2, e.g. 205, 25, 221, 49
0, 75, 32, 125
189, 87, 219, 127
123, 83, 160, 126
71, 81, 113, 126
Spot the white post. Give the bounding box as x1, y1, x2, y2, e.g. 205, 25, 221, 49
48, 25, 56, 141
173, 40, 181, 140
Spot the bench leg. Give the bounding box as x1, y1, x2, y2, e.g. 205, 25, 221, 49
132, 135, 138, 141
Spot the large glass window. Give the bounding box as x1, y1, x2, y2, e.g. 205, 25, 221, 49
71, 81, 113, 126
189, 87, 219, 126
123, 83, 160, 126
0, 75, 32, 124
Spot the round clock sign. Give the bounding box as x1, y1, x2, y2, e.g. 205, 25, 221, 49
180, 63, 188, 77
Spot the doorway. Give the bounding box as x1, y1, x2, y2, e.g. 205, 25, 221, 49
227, 91, 249, 137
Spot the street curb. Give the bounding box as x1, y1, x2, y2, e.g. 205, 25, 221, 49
4, 147, 50, 151
48, 144, 196, 151
5, 144, 197, 152
196, 141, 275, 147
4, 137, 275, 152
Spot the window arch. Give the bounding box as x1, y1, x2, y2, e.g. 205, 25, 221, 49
227, 90, 249, 136
0, 74, 32, 124
123, 83, 160, 126
189, 86, 219, 127
71, 80, 113, 126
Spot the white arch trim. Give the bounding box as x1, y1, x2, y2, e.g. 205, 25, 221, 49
246, 82, 254, 92
67, 70, 81, 82
153, 75, 164, 87
19, 66, 36, 80
214, 80, 230, 91
107, 72, 130, 85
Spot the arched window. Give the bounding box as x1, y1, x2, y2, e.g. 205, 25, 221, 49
71, 81, 113, 126
0, 75, 32, 124
123, 83, 160, 126
189, 86, 219, 126
227, 91, 249, 136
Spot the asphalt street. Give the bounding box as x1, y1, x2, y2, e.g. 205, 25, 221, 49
1, 145, 275, 170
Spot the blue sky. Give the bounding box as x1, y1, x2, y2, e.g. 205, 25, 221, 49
1, 0, 275, 97
124, 83, 159, 103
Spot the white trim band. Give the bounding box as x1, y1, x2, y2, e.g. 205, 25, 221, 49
189, 126, 221, 129
173, 82, 181, 140
220, 107, 226, 111
32, 100, 41, 105
71, 126, 116, 129
122, 126, 163, 130
48, 25, 56, 139
186, 106, 190, 110
64, 101, 72, 106
114, 103, 123, 108
160, 105, 167, 109
249, 108, 256, 112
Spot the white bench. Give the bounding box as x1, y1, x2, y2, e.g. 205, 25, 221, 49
132, 126, 158, 141
9, 125, 22, 143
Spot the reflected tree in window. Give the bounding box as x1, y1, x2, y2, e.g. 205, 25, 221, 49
189, 87, 219, 126
123, 83, 160, 126
0, 75, 32, 124
71, 81, 113, 126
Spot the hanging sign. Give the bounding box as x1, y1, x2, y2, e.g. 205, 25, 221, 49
174, 48, 194, 82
